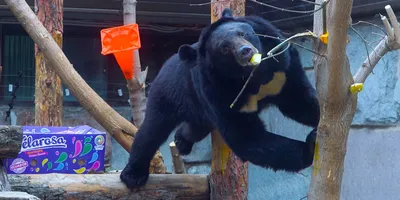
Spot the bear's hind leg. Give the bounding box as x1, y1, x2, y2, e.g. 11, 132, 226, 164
120, 109, 180, 189
174, 122, 212, 155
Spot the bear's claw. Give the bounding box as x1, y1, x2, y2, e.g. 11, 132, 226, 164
120, 166, 149, 189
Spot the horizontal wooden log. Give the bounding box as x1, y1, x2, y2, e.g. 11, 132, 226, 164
9, 173, 210, 200
0, 126, 22, 158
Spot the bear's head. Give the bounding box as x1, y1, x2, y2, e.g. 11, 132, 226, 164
196, 9, 263, 78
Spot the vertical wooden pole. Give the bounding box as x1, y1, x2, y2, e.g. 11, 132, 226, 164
122, 0, 166, 174
34, 0, 63, 126
209, 1, 248, 200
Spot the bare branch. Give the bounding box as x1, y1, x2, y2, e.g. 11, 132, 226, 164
265, 31, 318, 57
349, 26, 373, 69
381, 15, 394, 42
229, 31, 319, 108
248, 0, 330, 14
353, 5, 400, 83
189, 0, 231, 6
353, 37, 390, 83
385, 5, 400, 42
298, 0, 321, 6
230, 42, 292, 108
255, 33, 325, 57
352, 20, 387, 36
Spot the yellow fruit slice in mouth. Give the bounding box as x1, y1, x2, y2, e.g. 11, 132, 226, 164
250, 53, 262, 65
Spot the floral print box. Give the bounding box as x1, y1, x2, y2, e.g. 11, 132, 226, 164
6, 125, 106, 174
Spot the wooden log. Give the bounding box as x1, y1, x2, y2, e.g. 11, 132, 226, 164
34, 0, 63, 126
9, 173, 210, 200
0, 126, 22, 159
169, 141, 186, 174
209, 1, 248, 200
210, 132, 248, 200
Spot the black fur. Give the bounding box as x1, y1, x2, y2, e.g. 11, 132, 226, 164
120, 9, 320, 189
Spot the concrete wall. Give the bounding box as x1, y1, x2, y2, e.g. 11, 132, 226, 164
2, 21, 400, 199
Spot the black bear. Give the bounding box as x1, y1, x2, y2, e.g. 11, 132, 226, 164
120, 8, 320, 189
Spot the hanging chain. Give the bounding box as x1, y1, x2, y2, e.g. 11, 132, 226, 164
5, 71, 23, 122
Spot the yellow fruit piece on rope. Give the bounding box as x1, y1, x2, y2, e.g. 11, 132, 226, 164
320, 32, 329, 44
250, 53, 262, 65
350, 83, 363, 94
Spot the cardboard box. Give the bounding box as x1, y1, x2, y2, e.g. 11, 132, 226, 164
6, 125, 106, 174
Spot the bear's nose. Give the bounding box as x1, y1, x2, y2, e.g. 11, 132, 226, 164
239, 45, 253, 58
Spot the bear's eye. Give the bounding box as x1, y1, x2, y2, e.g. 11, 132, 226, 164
238, 32, 245, 37
221, 47, 229, 54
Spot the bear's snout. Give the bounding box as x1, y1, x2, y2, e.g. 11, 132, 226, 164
234, 42, 259, 66
239, 45, 255, 60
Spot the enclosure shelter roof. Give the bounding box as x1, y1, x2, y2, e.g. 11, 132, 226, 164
0, 0, 398, 29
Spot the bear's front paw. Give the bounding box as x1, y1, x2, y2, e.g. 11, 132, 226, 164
174, 135, 194, 155
305, 128, 317, 164
306, 128, 317, 145
120, 165, 149, 189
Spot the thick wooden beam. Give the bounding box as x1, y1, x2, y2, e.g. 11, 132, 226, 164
34, 0, 63, 127
9, 173, 210, 200
0, 126, 22, 159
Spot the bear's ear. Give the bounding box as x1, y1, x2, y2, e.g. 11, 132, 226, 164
222, 8, 233, 18
178, 44, 197, 61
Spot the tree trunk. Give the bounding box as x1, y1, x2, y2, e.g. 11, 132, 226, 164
4, 0, 166, 172
9, 173, 209, 200
122, 0, 165, 174
34, 0, 63, 126
308, 0, 356, 199
123, 0, 147, 129
209, 4, 248, 200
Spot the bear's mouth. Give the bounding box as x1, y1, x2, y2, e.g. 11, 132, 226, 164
230, 38, 260, 67
234, 46, 259, 67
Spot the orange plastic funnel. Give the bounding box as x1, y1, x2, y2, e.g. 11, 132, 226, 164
100, 23, 141, 80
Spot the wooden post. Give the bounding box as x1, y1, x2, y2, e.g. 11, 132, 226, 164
123, 0, 148, 129
122, 0, 165, 174
169, 141, 186, 174
209, 1, 248, 200
34, 0, 63, 126
308, 2, 400, 199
